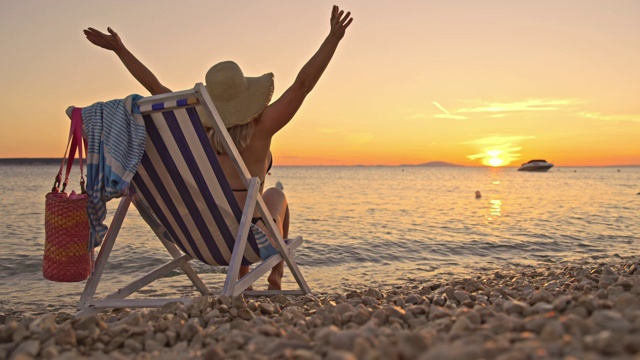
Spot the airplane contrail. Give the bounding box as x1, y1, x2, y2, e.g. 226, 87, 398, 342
432, 101, 450, 115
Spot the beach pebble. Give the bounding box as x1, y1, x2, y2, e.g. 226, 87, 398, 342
405, 294, 422, 305
55, 322, 77, 347
432, 296, 446, 307
613, 292, 640, 310
258, 303, 275, 315
232, 295, 247, 309
363, 288, 382, 300
281, 306, 305, 323
588, 310, 632, 332
325, 350, 357, 360
10, 339, 40, 358
529, 290, 554, 305
288, 349, 321, 360
238, 308, 255, 321
540, 319, 565, 340
552, 295, 573, 312
450, 316, 475, 335
361, 296, 377, 306
180, 318, 203, 341
454, 290, 471, 303
40, 346, 59, 359
397, 332, 428, 358
3, 257, 640, 360
504, 300, 530, 316
272, 294, 288, 305
584, 330, 624, 355
161, 301, 185, 315
386, 305, 406, 319
335, 303, 355, 316
123, 338, 143, 353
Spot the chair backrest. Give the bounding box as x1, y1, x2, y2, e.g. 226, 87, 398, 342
131, 87, 261, 266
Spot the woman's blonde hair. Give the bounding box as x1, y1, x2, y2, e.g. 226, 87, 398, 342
206, 122, 255, 154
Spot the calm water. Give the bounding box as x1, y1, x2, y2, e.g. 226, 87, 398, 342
0, 164, 638, 314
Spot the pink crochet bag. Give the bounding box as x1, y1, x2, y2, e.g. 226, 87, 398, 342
43, 108, 93, 282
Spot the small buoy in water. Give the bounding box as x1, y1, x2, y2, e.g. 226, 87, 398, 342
275, 180, 284, 190
475, 191, 482, 199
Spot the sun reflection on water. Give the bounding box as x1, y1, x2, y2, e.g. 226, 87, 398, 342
485, 199, 502, 224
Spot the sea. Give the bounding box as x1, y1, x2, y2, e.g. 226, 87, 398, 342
1, 161, 638, 315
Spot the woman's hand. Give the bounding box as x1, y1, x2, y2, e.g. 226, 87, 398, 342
329, 5, 353, 41
83, 27, 125, 53
82, 27, 170, 95
258, 6, 354, 136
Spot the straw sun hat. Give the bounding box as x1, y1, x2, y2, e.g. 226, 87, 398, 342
205, 61, 274, 128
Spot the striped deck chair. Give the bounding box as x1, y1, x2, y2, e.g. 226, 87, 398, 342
74, 83, 310, 316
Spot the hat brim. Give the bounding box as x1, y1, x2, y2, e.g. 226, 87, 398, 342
205, 72, 274, 128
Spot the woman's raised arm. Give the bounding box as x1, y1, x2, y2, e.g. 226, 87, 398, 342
84, 27, 171, 95
258, 5, 353, 135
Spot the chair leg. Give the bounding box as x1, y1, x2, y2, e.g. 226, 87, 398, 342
222, 178, 260, 296
235, 237, 309, 297
103, 255, 191, 300
78, 197, 131, 310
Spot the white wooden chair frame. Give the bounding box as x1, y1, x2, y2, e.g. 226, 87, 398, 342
72, 84, 310, 317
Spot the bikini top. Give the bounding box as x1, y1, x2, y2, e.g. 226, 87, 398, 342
231, 152, 273, 192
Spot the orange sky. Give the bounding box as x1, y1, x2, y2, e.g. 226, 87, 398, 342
1, 1, 638, 166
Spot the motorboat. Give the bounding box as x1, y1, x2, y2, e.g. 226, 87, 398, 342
517, 159, 554, 172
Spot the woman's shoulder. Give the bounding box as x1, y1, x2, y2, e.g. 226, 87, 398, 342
252, 115, 276, 143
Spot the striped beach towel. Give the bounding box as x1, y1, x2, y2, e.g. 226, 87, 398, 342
81, 95, 146, 249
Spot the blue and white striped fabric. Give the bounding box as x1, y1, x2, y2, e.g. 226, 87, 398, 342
131, 102, 261, 266
81, 95, 146, 249
137, 97, 198, 113
251, 224, 283, 260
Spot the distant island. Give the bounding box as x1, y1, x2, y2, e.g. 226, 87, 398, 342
0, 158, 65, 165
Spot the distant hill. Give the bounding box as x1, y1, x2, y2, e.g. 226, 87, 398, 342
0, 158, 83, 165
1, 158, 55, 164
403, 161, 464, 167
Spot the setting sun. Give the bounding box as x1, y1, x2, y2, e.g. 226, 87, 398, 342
468, 145, 524, 167
483, 150, 507, 167
486, 157, 505, 167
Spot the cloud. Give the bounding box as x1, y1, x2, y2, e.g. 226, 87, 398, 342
462, 135, 535, 146
431, 101, 468, 120
457, 99, 577, 113
428, 98, 576, 121
432, 101, 451, 114
578, 112, 640, 122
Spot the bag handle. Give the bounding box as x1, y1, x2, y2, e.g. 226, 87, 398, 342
52, 108, 86, 193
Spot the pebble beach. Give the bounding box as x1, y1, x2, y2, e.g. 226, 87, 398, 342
2, 256, 640, 360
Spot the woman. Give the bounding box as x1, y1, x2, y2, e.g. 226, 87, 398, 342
84, 6, 353, 290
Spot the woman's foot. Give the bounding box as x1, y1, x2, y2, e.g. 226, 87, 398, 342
267, 261, 284, 290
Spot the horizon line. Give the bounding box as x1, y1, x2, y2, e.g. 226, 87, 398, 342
1, 157, 638, 168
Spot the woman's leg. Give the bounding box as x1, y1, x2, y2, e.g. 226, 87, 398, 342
260, 187, 289, 290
